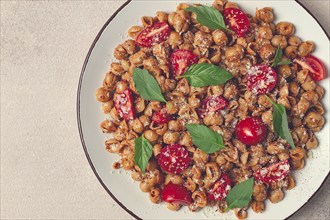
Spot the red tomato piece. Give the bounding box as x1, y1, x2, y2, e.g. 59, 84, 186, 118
170, 49, 198, 77
246, 64, 277, 95
152, 108, 171, 125
294, 55, 326, 81
207, 173, 232, 201
253, 160, 290, 183
136, 22, 171, 47
114, 89, 136, 120
198, 95, 228, 118
162, 182, 193, 205
235, 117, 267, 145
223, 8, 250, 37
158, 144, 190, 174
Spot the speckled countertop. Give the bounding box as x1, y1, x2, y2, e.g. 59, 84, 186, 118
0, 0, 329, 219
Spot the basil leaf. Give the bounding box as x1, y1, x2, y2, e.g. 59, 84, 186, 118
177, 63, 233, 87
133, 68, 167, 103
226, 178, 254, 209
134, 135, 153, 173
186, 124, 225, 154
185, 5, 232, 32
266, 96, 296, 149
272, 46, 292, 67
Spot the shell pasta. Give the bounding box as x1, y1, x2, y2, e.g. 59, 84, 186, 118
95, 0, 326, 219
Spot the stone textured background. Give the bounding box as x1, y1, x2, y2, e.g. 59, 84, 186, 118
0, 0, 329, 219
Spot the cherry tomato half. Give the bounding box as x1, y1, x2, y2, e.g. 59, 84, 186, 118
162, 182, 193, 205
114, 89, 136, 120
224, 8, 250, 37
246, 64, 277, 95
158, 144, 190, 174
253, 160, 290, 183
136, 22, 171, 47
294, 55, 326, 81
207, 172, 232, 201
170, 49, 198, 77
235, 117, 268, 145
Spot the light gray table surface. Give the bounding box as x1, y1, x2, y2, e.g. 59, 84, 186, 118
1, 0, 329, 219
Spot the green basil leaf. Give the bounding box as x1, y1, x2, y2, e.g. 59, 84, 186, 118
266, 96, 296, 149
271, 46, 283, 67
186, 124, 225, 154
226, 178, 254, 209
272, 46, 292, 67
184, 5, 232, 32
134, 135, 153, 173
177, 63, 233, 87
133, 68, 167, 103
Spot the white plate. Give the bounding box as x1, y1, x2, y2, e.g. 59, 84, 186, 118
77, 0, 330, 219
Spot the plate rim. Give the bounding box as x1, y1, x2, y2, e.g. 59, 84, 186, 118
76, 1, 329, 220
